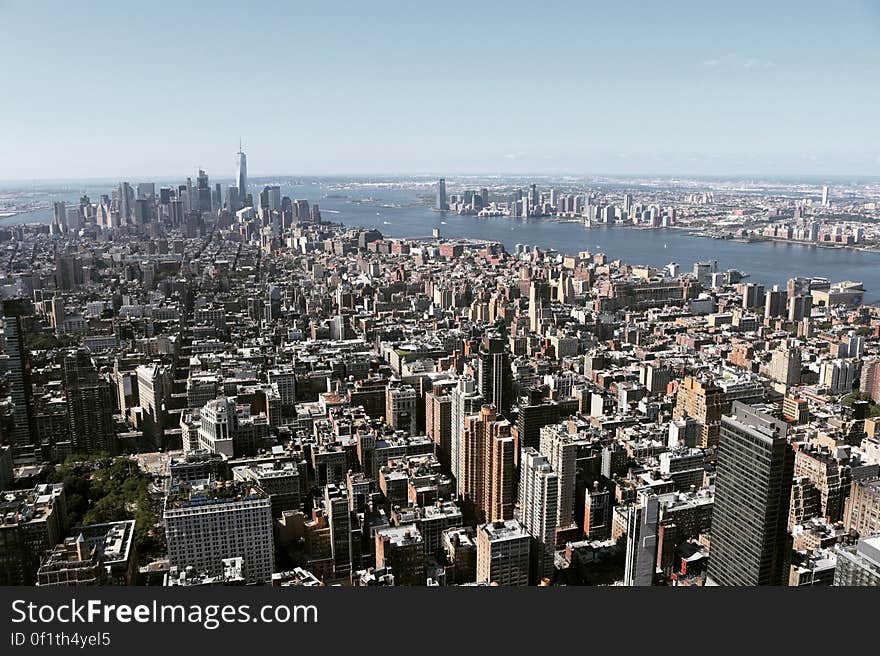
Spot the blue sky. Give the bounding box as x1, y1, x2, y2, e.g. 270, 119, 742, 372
1, 0, 879, 179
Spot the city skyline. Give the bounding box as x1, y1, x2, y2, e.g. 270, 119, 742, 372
3, 152, 880, 590
2, 1, 880, 180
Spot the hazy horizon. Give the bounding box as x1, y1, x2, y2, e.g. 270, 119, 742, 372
1, 171, 879, 187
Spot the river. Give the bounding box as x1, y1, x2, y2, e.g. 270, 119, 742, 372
4, 178, 880, 301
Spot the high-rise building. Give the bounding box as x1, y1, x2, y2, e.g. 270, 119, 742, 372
451, 377, 482, 495
672, 375, 764, 448
478, 332, 512, 417
225, 185, 241, 213
425, 387, 453, 469
117, 182, 133, 224
539, 424, 578, 530
707, 402, 794, 586
584, 482, 612, 539
793, 447, 851, 523
267, 368, 297, 416
260, 184, 281, 212
235, 143, 248, 206
232, 462, 300, 517
136, 363, 172, 451
52, 201, 67, 232
0, 446, 13, 492
529, 279, 551, 333
819, 359, 856, 395
324, 484, 353, 577
460, 405, 514, 523
62, 349, 116, 455
834, 535, 880, 586
484, 417, 516, 524
821, 185, 829, 207
164, 480, 274, 584
844, 477, 880, 537
768, 344, 802, 388
518, 448, 558, 582
788, 294, 813, 322
624, 492, 659, 586
860, 359, 880, 404
516, 393, 560, 451
476, 519, 530, 586
386, 382, 418, 435
1, 301, 37, 460
764, 287, 787, 320
742, 283, 766, 310
197, 397, 234, 457
294, 199, 311, 223
186, 375, 219, 410
196, 169, 212, 213
436, 178, 449, 211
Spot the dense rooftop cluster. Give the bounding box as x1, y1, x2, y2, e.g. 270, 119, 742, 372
2, 173, 880, 587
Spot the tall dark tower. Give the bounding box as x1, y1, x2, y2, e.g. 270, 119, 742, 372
707, 402, 794, 586
62, 349, 116, 455
1, 300, 37, 461
196, 169, 212, 213
478, 332, 512, 417
437, 178, 449, 211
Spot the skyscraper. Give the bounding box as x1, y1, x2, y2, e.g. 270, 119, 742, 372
451, 377, 482, 495
164, 480, 274, 584
539, 424, 578, 530
117, 182, 133, 224
821, 185, 829, 207
764, 286, 788, 320
516, 395, 559, 451
460, 404, 514, 524
787, 294, 812, 322
62, 349, 116, 455
235, 142, 248, 207
196, 169, 212, 213
425, 385, 453, 469
136, 363, 171, 451
1, 301, 37, 460
437, 178, 448, 211
624, 492, 659, 586
385, 382, 418, 435
325, 484, 353, 577
707, 402, 795, 586
478, 332, 512, 417
518, 447, 558, 582
529, 279, 551, 333
52, 201, 67, 232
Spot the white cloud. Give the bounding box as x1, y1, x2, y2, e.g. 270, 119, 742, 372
703, 55, 775, 70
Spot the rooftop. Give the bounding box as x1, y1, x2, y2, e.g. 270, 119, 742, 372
480, 518, 528, 542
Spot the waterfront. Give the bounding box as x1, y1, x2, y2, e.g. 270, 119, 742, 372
5, 178, 880, 301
